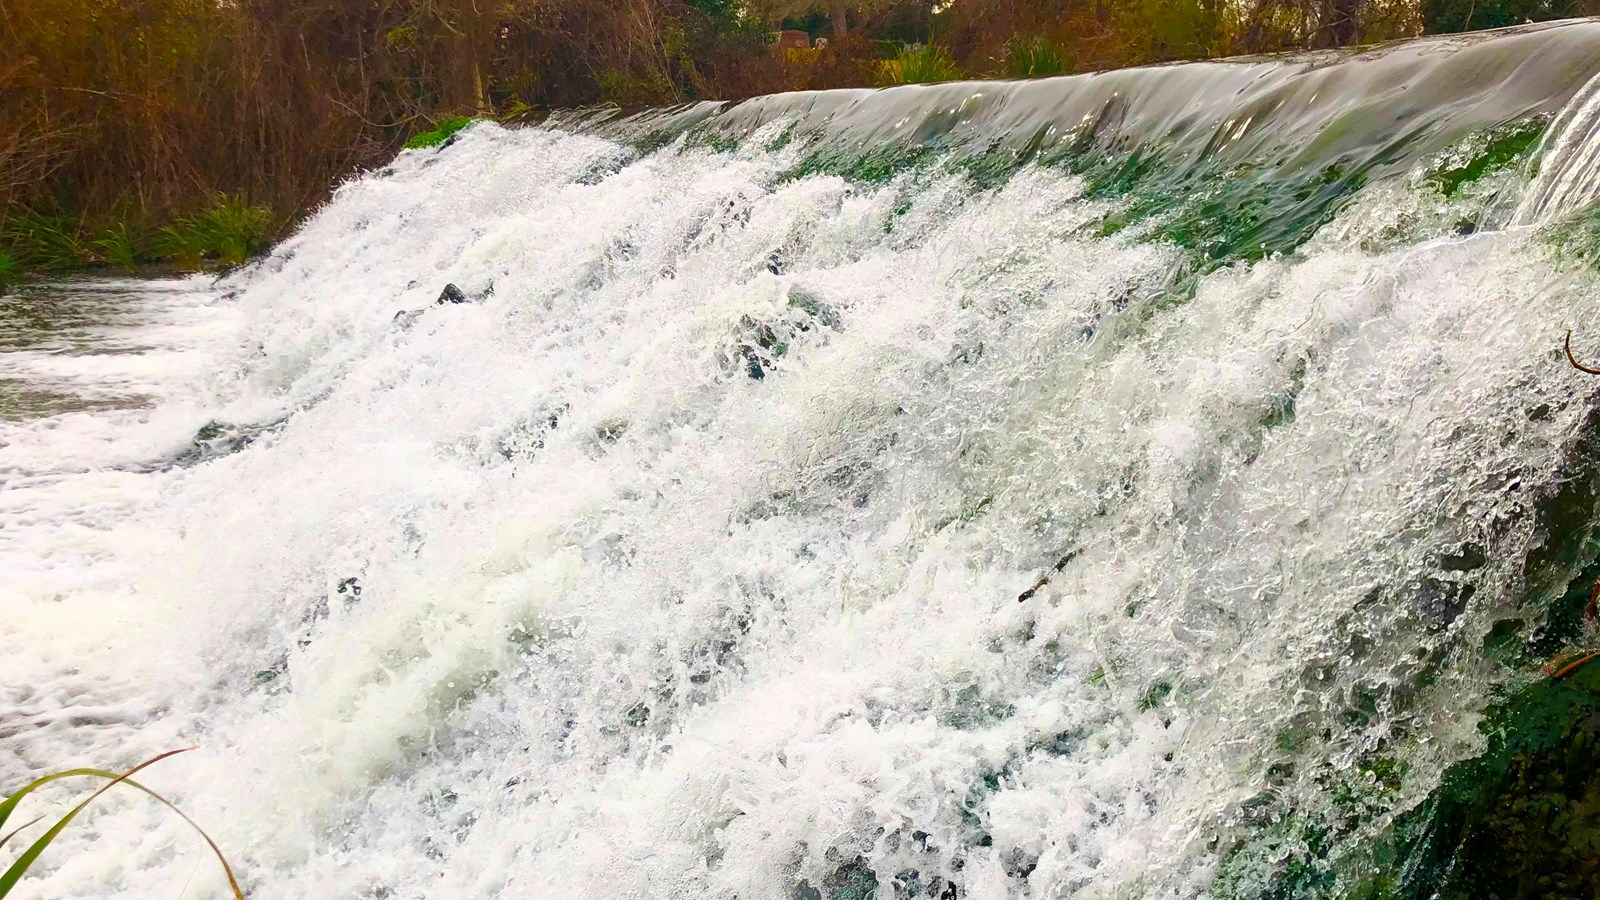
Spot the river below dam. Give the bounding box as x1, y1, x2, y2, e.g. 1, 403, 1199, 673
10, 20, 1600, 900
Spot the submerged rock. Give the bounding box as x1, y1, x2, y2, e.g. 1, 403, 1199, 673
1214, 659, 1600, 899
1388, 664, 1600, 898
720, 288, 843, 381
171, 418, 282, 468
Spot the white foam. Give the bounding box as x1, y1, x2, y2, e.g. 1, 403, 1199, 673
3, 121, 1597, 898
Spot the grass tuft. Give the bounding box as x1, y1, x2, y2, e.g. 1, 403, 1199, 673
1005, 35, 1073, 78
874, 44, 963, 87
157, 194, 275, 270
1, 213, 89, 271
93, 223, 140, 273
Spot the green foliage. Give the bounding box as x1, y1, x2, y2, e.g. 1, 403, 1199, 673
874, 44, 964, 87
685, 0, 743, 20
0, 749, 242, 898
404, 116, 474, 150
385, 25, 418, 50
0, 198, 275, 278
1006, 35, 1073, 78
1422, 0, 1578, 34
1132, 0, 1221, 62
596, 68, 677, 106
156, 194, 275, 270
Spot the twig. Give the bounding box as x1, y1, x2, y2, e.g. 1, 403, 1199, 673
1019, 547, 1083, 602
1566, 329, 1600, 374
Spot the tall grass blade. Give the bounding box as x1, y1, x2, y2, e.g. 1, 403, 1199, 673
0, 819, 42, 852
0, 748, 244, 899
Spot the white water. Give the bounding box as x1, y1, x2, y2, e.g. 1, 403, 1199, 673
8, 50, 1600, 898
1518, 69, 1600, 226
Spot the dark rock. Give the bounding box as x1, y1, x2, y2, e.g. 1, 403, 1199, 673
1415, 577, 1475, 631
436, 283, 468, 305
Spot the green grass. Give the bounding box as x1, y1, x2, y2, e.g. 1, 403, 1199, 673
0, 748, 242, 898
1, 213, 90, 271
404, 115, 474, 150
2, 193, 277, 278
1006, 36, 1073, 78
874, 44, 964, 87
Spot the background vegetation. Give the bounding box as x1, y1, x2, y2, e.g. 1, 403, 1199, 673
2, 0, 1590, 280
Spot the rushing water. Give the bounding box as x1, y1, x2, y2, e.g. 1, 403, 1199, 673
10, 21, 1600, 900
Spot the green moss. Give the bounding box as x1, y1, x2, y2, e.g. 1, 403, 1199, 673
1139, 680, 1173, 710
1213, 664, 1600, 899
1539, 205, 1600, 270
786, 145, 940, 184
1384, 664, 1600, 898
940, 683, 1015, 729
1426, 120, 1545, 197
1259, 358, 1308, 430
794, 857, 878, 900
404, 115, 474, 150
1077, 156, 1365, 268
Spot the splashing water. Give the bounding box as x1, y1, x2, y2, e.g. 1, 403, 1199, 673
11, 21, 1600, 900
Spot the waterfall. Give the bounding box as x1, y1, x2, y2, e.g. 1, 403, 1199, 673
1516, 69, 1600, 226
10, 19, 1600, 900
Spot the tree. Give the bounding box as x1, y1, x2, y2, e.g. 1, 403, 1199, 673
1420, 0, 1583, 33
755, 0, 909, 39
